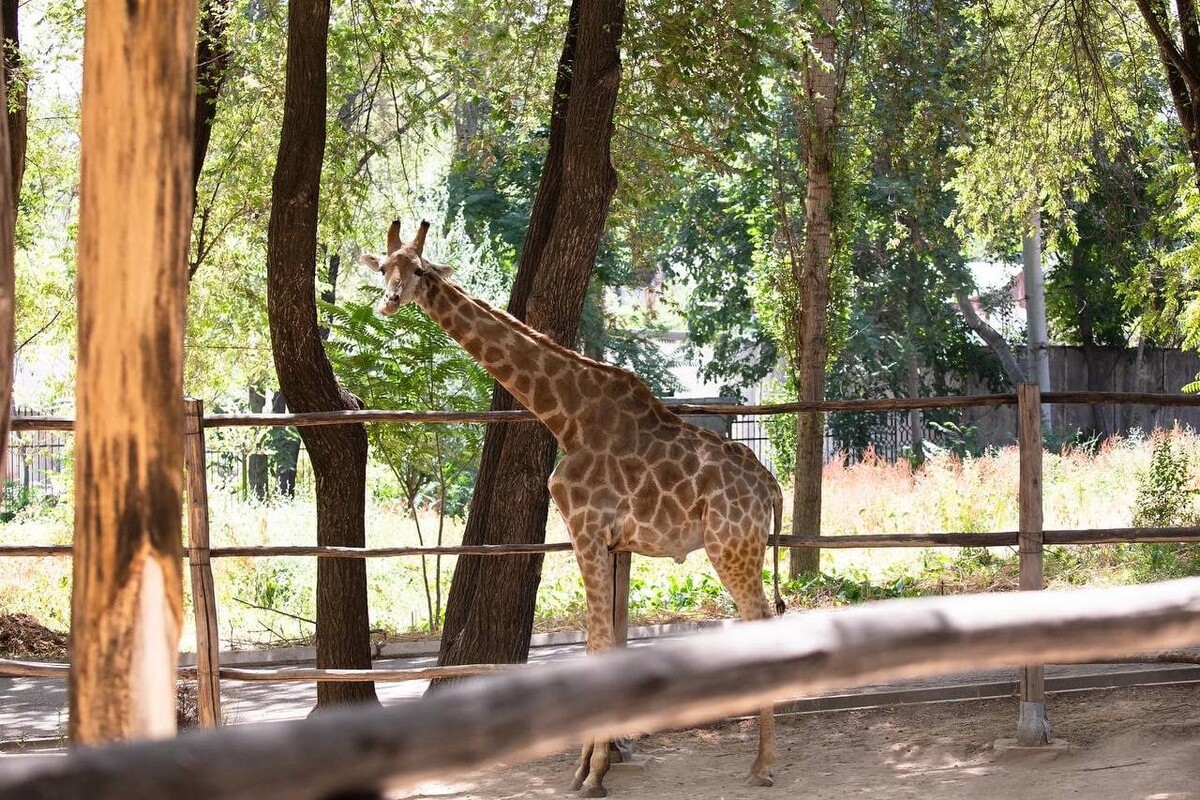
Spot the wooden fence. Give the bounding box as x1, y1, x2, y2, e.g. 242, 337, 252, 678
3, 386, 1200, 745
1, 577, 1200, 800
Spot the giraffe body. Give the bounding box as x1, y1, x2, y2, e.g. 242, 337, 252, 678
364, 221, 784, 796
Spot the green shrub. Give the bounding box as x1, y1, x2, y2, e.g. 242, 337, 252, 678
1133, 433, 1199, 528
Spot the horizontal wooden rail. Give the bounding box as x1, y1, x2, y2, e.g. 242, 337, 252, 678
0, 659, 515, 683
2, 526, 1200, 560
15, 390, 1200, 433
1, 578, 1199, 800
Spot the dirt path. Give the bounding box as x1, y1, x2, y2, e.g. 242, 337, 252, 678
396, 684, 1200, 799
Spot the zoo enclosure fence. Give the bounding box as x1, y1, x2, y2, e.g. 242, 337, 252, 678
3, 387, 1200, 735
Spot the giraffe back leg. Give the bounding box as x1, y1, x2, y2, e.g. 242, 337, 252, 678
704, 533, 778, 787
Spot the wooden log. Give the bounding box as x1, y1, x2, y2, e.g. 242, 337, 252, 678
1016, 383, 1049, 745
184, 400, 222, 728
70, 0, 197, 744
205, 664, 515, 683
5, 526, 1200, 563
0, 659, 515, 683
16, 391, 1200, 436
1042, 391, 1200, 408
208, 543, 578, 558
3, 578, 1200, 800
10, 417, 75, 431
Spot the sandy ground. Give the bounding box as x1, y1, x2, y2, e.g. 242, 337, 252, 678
395, 684, 1200, 800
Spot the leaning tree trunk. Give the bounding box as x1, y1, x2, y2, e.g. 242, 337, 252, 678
266, 0, 376, 707
1, 0, 24, 202
437, 0, 625, 672
70, 0, 195, 742
789, 0, 838, 577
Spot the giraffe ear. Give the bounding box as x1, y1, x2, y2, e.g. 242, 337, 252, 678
424, 259, 453, 278
360, 254, 382, 272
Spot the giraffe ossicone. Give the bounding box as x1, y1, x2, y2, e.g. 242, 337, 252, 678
364, 220, 787, 797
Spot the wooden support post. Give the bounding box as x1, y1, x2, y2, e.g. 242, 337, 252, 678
70, 0, 197, 744
1016, 382, 1050, 745
184, 399, 222, 728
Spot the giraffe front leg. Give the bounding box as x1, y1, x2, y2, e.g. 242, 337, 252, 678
569, 530, 618, 798
548, 476, 621, 798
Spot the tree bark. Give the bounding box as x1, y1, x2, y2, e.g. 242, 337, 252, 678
1135, 0, 1200, 189
270, 391, 300, 496
0, 9, 13, 485
248, 386, 268, 500
70, 0, 195, 743
790, 0, 838, 577
1, 0, 24, 202
192, 0, 232, 206
437, 0, 624, 672
955, 291, 1028, 386
266, 0, 376, 707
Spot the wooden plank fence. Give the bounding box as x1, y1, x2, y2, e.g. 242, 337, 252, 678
3, 387, 1200, 741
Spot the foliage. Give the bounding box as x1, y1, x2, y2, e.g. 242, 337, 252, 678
324, 296, 490, 629
1133, 432, 1199, 528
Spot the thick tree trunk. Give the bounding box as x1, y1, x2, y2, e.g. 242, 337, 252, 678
437, 0, 624, 672
0, 10, 13, 485
789, 0, 838, 577
70, 0, 195, 743
266, 0, 376, 707
1, 0, 24, 201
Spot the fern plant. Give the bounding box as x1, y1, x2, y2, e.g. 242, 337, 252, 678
324, 299, 491, 631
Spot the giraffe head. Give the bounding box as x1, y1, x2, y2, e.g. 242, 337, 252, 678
361, 219, 452, 316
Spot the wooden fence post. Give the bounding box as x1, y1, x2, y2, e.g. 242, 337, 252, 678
185, 399, 221, 728
69, 0, 197, 743
1016, 382, 1050, 745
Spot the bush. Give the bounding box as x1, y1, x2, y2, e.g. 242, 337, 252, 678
1133, 433, 1199, 528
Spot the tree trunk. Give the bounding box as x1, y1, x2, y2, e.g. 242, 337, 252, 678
248, 386, 268, 500
270, 390, 300, 497
266, 0, 376, 707
0, 9, 13, 484
1, 0, 24, 201
907, 352, 924, 464
192, 0, 232, 205
70, 0, 195, 743
1135, 0, 1200, 189
1022, 208, 1052, 429
437, 0, 624, 673
1069, 247, 1104, 434
789, 0, 838, 577
955, 291, 1028, 386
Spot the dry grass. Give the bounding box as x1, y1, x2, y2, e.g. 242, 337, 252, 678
0, 430, 1196, 647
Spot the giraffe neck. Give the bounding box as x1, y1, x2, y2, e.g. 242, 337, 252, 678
414, 273, 597, 446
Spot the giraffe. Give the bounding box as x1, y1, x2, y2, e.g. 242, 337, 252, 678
362, 220, 786, 797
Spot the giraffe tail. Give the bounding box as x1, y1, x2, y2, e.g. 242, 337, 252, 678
772, 482, 785, 616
